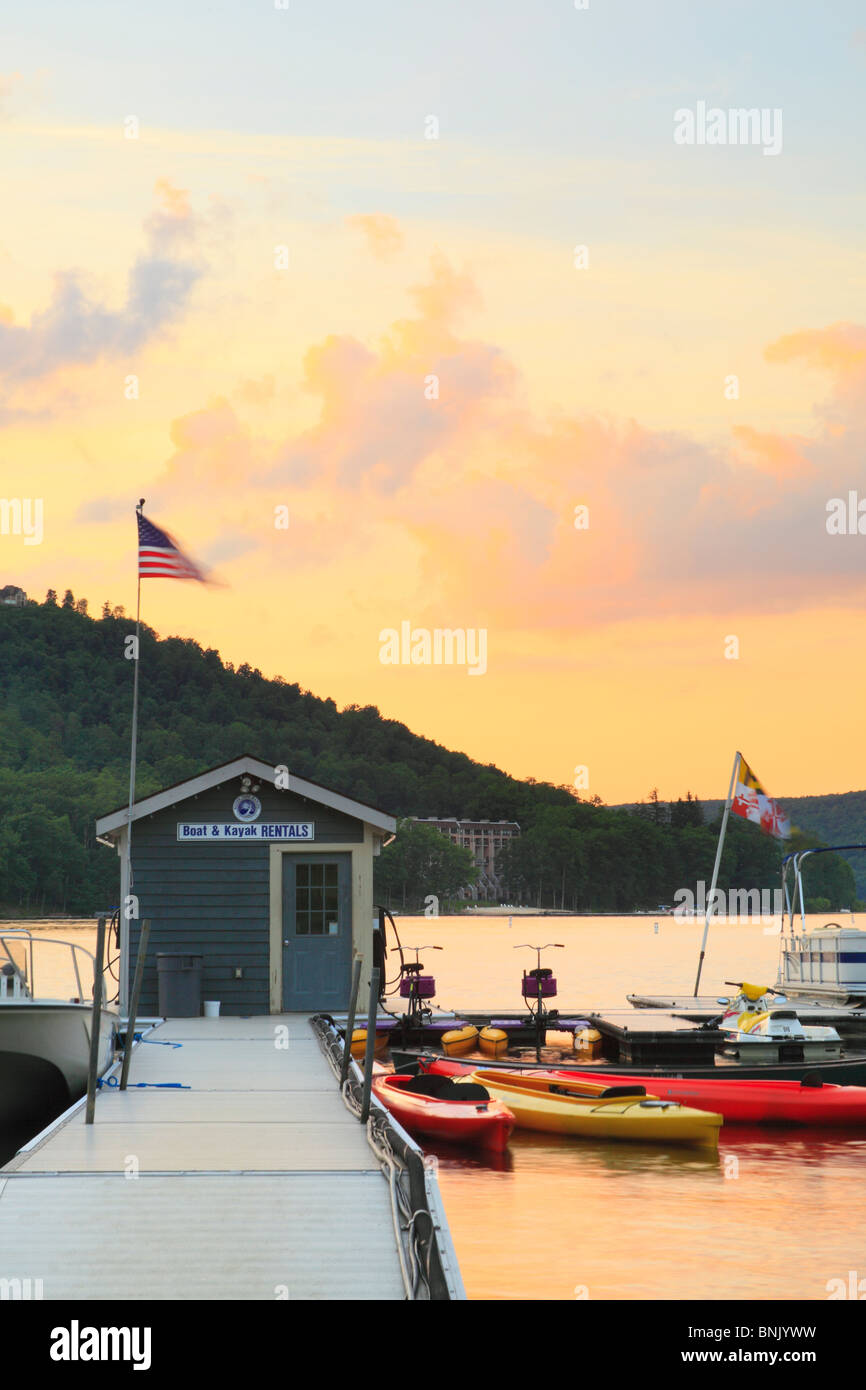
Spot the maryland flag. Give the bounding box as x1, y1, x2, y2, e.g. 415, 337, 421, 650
731, 756, 791, 840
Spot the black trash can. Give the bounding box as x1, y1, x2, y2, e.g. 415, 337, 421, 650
156, 953, 203, 1017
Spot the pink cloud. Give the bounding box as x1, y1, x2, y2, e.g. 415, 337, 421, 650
345, 213, 403, 261
765, 323, 866, 377
140, 256, 866, 627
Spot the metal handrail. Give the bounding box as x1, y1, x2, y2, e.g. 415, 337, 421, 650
0, 930, 114, 1004
310, 1013, 464, 1300
781, 845, 866, 936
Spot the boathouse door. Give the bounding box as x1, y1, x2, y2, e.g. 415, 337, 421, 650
281, 854, 352, 1010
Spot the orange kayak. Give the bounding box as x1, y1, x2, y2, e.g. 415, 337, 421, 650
372, 1073, 514, 1151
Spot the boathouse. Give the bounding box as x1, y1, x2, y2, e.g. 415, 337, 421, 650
95, 756, 396, 1016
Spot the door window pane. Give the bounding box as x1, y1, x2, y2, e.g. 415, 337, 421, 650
292, 862, 341, 938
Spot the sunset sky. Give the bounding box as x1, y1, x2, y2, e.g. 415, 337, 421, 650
2, 0, 865, 804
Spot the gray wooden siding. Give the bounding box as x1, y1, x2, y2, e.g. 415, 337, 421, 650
128, 781, 363, 1015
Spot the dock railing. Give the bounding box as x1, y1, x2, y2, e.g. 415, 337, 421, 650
311, 1013, 465, 1301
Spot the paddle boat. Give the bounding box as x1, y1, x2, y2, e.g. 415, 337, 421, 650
361, 937, 485, 1052
457, 1069, 722, 1148
371, 1072, 514, 1152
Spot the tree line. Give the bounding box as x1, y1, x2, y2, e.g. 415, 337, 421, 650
0, 593, 857, 914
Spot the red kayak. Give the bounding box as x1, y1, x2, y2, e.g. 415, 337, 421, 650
372, 1073, 514, 1151
418, 1058, 866, 1128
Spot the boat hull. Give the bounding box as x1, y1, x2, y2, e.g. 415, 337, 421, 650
777, 984, 866, 1006
720, 1040, 842, 1064
0, 1002, 117, 1107
546, 1070, 866, 1127
464, 1069, 721, 1148
372, 1075, 514, 1151
415, 1056, 866, 1127
390, 1046, 866, 1085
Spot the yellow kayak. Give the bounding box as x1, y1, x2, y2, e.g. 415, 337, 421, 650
463, 1069, 722, 1148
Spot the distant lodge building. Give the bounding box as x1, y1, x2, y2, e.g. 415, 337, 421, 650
1, 584, 27, 606
411, 818, 521, 900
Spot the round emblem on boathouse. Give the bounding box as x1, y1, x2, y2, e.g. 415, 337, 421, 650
232, 794, 262, 822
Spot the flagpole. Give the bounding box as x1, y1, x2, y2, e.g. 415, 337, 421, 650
693, 750, 741, 997
122, 498, 145, 1014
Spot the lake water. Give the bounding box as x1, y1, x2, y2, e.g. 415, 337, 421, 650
3, 914, 864, 1301
389, 914, 866, 1302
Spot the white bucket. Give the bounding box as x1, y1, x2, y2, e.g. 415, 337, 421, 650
203, 1000, 221, 1018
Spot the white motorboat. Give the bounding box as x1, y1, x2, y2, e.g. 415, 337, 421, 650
0, 930, 118, 1112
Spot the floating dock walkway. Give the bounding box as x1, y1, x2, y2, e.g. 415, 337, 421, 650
0, 1014, 463, 1300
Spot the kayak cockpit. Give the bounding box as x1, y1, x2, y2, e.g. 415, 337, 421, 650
394, 1073, 492, 1103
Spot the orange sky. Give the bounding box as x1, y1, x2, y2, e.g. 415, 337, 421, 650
2, 66, 866, 805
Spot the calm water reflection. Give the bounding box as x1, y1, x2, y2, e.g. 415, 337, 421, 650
392, 915, 866, 1301
5, 916, 864, 1299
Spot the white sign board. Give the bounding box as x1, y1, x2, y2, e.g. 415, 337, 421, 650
177, 822, 315, 842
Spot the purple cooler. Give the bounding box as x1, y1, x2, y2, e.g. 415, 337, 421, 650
522, 971, 557, 999
400, 975, 436, 999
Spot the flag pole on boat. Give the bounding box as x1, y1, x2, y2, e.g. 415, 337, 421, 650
693, 750, 741, 997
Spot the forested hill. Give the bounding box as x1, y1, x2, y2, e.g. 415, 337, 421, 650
0, 592, 858, 914
618, 795, 866, 899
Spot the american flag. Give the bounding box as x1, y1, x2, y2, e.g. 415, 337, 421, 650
137, 512, 207, 581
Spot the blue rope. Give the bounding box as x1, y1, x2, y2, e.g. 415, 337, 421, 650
98, 1076, 190, 1090
133, 1036, 182, 1048
130, 1082, 191, 1089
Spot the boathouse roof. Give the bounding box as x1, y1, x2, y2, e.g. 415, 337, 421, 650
95, 754, 397, 838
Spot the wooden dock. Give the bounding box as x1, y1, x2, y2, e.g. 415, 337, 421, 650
0, 1014, 461, 1300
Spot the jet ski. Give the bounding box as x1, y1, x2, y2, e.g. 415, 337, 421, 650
717, 982, 842, 1064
